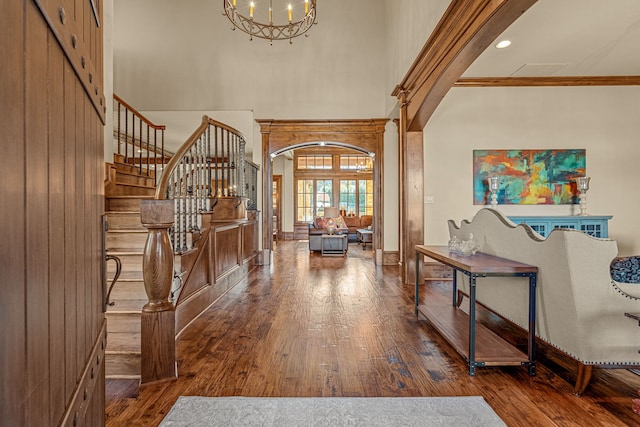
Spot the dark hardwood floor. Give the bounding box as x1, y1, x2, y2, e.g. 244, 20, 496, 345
105, 240, 640, 426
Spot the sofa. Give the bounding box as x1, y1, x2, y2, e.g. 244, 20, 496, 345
446, 208, 640, 394
343, 215, 373, 238
308, 215, 373, 250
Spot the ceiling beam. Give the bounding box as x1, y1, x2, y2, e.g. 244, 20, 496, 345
392, 0, 538, 132
455, 76, 640, 87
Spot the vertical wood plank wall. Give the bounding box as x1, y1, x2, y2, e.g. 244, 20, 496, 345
1, 1, 106, 425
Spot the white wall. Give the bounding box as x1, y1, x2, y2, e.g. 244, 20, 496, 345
383, 0, 450, 116
113, 0, 387, 119
424, 85, 640, 255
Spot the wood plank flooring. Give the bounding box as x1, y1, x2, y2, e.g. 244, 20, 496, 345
105, 240, 640, 426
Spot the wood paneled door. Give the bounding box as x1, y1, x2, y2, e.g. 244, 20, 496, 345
1, 1, 106, 425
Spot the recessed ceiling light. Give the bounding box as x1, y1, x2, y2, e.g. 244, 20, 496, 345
495, 40, 511, 49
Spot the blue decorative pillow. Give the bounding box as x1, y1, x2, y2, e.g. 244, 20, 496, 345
610, 256, 640, 284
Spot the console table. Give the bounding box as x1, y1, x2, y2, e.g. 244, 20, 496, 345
508, 215, 612, 238
415, 245, 538, 376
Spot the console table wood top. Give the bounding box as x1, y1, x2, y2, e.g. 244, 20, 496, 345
415, 245, 538, 275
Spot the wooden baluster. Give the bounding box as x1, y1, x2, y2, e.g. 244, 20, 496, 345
140, 199, 177, 384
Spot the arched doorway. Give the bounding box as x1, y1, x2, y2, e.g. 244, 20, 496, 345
257, 119, 388, 263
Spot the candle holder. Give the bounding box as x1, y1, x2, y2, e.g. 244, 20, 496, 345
576, 176, 590, 216
488, 175, 500, 208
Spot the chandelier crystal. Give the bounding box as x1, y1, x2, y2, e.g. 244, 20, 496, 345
223, 0, 317, 44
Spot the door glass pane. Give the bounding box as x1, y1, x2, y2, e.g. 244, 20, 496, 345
339, 180, 356, 216
315, 179, 333, 217
358, 179, 374, 216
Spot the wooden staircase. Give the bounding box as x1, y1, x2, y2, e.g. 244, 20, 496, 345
104, 156, 155, 380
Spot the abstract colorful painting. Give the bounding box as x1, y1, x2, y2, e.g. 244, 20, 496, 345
473, 149, 586, 205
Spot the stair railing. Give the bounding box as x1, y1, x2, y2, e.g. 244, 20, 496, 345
155, 115, 248, 253
138, 116, 250, 384
113, 94, 171, 185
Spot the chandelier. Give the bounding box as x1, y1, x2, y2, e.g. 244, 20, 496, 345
223, 0, 317, 44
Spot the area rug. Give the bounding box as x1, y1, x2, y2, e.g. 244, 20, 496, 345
159, 396, 506, 426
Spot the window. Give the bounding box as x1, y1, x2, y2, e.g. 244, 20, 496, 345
294, 148, 373, 223
296, 179, 314, 222
339, 179, 372, 217
359, 179, 374, 215
296, 179, 333, 221
340, 155, 372, 171
339, 180, 356, 216
297, 155, 332, 170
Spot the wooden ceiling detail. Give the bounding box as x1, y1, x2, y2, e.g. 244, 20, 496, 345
455, 76, 640, 87
392, 0, 538, 132
258, 119, 388, 155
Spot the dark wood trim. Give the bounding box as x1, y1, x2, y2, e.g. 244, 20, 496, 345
455, 76, 640, 87
258, 119, 388, 262
392, 0, 538, 131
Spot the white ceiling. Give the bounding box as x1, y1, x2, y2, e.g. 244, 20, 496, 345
464, 0, 640, 77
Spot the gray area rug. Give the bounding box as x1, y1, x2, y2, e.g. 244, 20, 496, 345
159, 396, 506, 426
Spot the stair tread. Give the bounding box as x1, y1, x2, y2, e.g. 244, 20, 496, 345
106, 350, 141, 355
113, 181, 156, 190
105, 375, 141, 380
105, 211, 142, 215
106, 195, 154, 199
107, 299, 147, 312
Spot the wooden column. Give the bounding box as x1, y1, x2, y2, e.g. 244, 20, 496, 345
398, 93, 424, 285
261, 122, 273, 264
140, 199, 177, 384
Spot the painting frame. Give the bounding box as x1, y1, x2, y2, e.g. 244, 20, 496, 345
473, 149, 586, 205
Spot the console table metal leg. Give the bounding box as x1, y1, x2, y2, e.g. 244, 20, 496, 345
415, 251, 420, 316
452, 269, 458, 306
528, 273, 537, 376
468, 275, 477, 376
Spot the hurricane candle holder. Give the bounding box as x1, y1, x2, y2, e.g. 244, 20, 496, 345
576, 176, 590, 216
488, 175, 500, 208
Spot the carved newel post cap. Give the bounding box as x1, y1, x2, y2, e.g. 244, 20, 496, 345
141, 199, 175, 226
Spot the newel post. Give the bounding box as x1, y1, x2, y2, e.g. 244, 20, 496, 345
140, 199, 177, 385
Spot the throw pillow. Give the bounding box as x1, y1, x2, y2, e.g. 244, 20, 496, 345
313, 216, 324, 229
610, 256, 640, 284
334, 215, 347, 230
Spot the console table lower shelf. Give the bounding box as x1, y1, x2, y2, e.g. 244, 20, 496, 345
415, 245, 537, 376
417, 304, 530, 367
